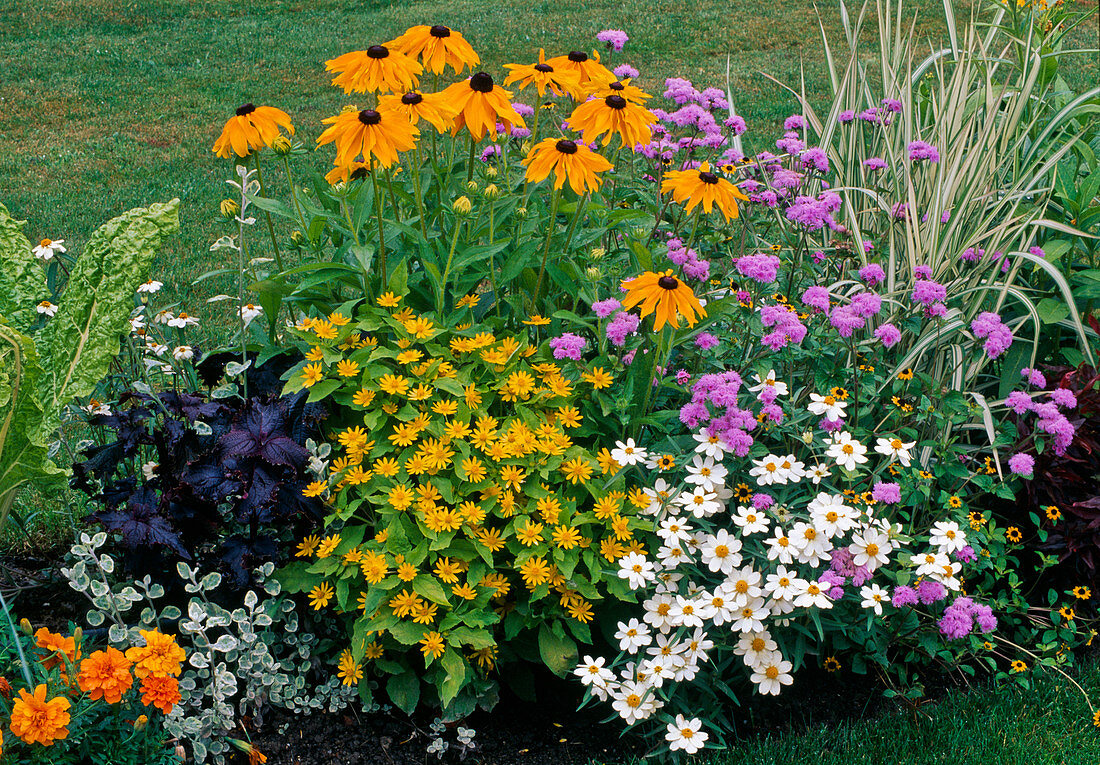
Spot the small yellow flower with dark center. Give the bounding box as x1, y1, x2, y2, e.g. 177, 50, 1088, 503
317, 106, 419, 170
948, 495, 962, 508
567, 91, 656, 147
1046, 505, 1062, 522
523, 138, 613, 195
660, 161, 749, 223
898, 368, 914, 380
824, 656, 841, 672
325, 44, 423, 94
544, 50, 616, 90
1073, 586, 1091, 600
300, 363, 324, 388
1006, 526, 1022, 543
387, 24, 480, 75
309, 582, 334, 610
441, 72, 526, 141
419, 630, 446, 660
620, 270, 707, 331
503, 48, 585, 99
212, 103, 294, 158
1010, 659, 1027, 673
1059, 606, 1075, 620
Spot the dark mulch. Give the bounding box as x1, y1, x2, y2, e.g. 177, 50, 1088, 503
2, 555, 86, 633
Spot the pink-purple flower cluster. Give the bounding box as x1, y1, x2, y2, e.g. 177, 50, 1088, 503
549, 332, 586, 361
760, 304, 807, 351
970, 312, 1013, 359
785, 191, 842, 231
938, 596, 997, 639
596, 29, 629, 51
736, 253, 780, 283
606, 310, 640, 347
679, 371, 758, 456
908, 140, 941, 163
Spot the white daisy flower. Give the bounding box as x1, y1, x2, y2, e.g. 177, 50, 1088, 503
875, 436, 916, 467
735, 629, 778, 667
825, 432, 868, 471
792, 580, 833, 609
36, 300, 58, 317
574, 655, 614, 687
617, 552, 656, 590
790, 521, 833, 566
807, 392, 848, 420
929, 521, 967, 554
614, 619, 652, 654
676, 487, 721, 518
764, 566, 801, 600
611, 680, 661, 724
32, 238, 66, 261
136, 279, 163, 294
808, 493, 857, 538
611, 438, 648, 466
167, 312, 200, 328
699, 529, 743, 575
669, 595, 706, 629
730, 596, 770, 633
732, 505, 770, 535
693, 429, 729, 459
684, 455, 727, 492
860, 584, 891, 615
657, 516, 694, 546
750, 652, 794, 695
849, 528, 894, 571
239, 302, 264, 326
665, 715, 709, 754
765, 528, 796, 564
748, 369, 789, 396
749, 454, 788, 486
807, 462, 831, 484
172, 346, 194, 361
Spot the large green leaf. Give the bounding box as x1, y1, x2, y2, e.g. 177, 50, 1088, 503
0, 204, 43, 331
33, 199, 179, 442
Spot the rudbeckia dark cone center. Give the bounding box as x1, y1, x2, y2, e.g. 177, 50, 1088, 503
401, 92, 423, 105
430, 25, 451, 37
699, 171, 719, 184
350, 166, 369, 180
568, 51, 588, 62
534, 63, 553, 73
235, 103, 256, 116
609, 81, 624, 90
358, 109, 382, 125
555, 139, 578, 154
469, 72, 494, 92
658, 276, 680, 290
367, 45, 389, 59
605, 95, 627, 110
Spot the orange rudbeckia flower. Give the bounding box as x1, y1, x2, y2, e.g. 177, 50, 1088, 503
567, 92, 656, 148
503, 49, 585, 99
378, 90, 458, 133
660, 161, 749, 222
620, 270, 707, 331
440, 72, 526, 141
544, 50, 616, 91
387, 24, 479, 75
523, 138, 612, 195
317, 106, 419, 169
325, 45, 422, 95
212, 103, 294, 159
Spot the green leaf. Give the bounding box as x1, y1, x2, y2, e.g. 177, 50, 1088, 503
537, 624, 577, 677
387, 669, 420, 714
447, 626, 496, 649
440, 649, 467, 708
412, 575, 450, 605
1036, 297, 1070, 325
0, 203, 41, 331
274, 561, 315, 594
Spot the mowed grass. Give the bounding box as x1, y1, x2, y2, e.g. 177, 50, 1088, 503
700, 658, 1100, 765
7, 0, 1097, 342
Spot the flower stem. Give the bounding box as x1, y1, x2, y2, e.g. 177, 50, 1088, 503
281, 156, 307, 232
466, 135, 477, 185
533, 187, 561, 305
562, 191, 589, 257
371, 163, 387, 280
252, 153, 284, 272
412, 143, 429, 239
439, 214, 463, 313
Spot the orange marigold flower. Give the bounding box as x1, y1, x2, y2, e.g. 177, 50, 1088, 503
10, 684, 71, 746
140, 674, 181, 714
212, 103, 294, 159
78, 648, 134, 703
125, 629, 186, 679
35, 628, 78, 671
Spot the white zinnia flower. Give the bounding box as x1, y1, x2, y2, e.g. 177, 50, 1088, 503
765, 528, 796, 565
618, 552, 656, 590
611, 438, 648, 466
825, 431, 868, 471
748, 369, 789, 396
808, 493, 857, 538
849, 528, 894, 571
792, 580, 833, 609
732, 505, 770, 535
684, 455, 727, 492
750, 652, 794, 695
860, 584, 891, 615
239, 302, 264, 326
676, 487, 721, 518
136, 279, 163, 294
692, 429, 728, 459
749, 454, 788, 486
929, 521, 967, 554
657, 516, 694, 547
790, 521, 833, 566
875, 436, 916, 466
665, 715, 708, 754
32, 238, 66, 261
574, 655, 614, 687
807, 392, 848, 420
669, 595, 706, 629
612, 681, 661, 724
699, 529, 743, 575
764, 566, 801, 601
36, 300, 58, 317
807, 462, 831, 484
730, 596, 770, 633
735, 629, 778, 666
614, 619, 652, 654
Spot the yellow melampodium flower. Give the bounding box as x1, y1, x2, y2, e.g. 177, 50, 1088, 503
620, 270, 707, 331
300, 363, 325, 388
309, 582, 334, 610
419, 630, 446, 660
660, 161, 749, 222
337, 650, 363, 686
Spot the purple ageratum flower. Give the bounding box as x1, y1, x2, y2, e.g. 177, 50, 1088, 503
863, 157, 887, 170
694, 332, 719, 350
606, 311, 640, 347
736, 253, 781, 283
917, 580, 947, 605
1021, 367, 1047, 387
1008, 452, 1034, 477
973, 604, 997, 633
1050, 387, 1077, 409
811, 250, 826, 264
663, 77, 699, 105
911, 279, 946, 306
874, 323, 902, 348
480, 145, 502, 162
596, 29, 629, 51
970, 311, 1013, 360
928, 302, 948, 318
724, 114, 748, 135
830, 306, 866, 338
759, 304, 807, 350
892, 585, 919, 607
872, 481, 901, 503
819, 416, 844, 433
939, 609, 973, 640
882, 98, 903, 113
786, 193, 841, 231
891, 202, 908, 220
1029, 245, 1046, 258
960, 246, 984, 263
771, 168, 804, 189
1006, 390, 1034, 415
784, 114, 806, 130
802, 147, 829, 173
591, 298, 621, 318
850, 292, 882, 318
613, 63, 639, 79
675, 369, 691, 385
682, 258, 710, 281
549, 332, 586, 361
752, 493, 774, 511
838, 110, 855, 123
913, 265, 933, 280
908, 140, 941, 162
859, 263, 886, 286
956, 545, 977, 563
511, 102, 535, 118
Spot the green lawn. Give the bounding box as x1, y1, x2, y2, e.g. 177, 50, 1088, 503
700, 659, 1100, 765
10, 0, 1098, 345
